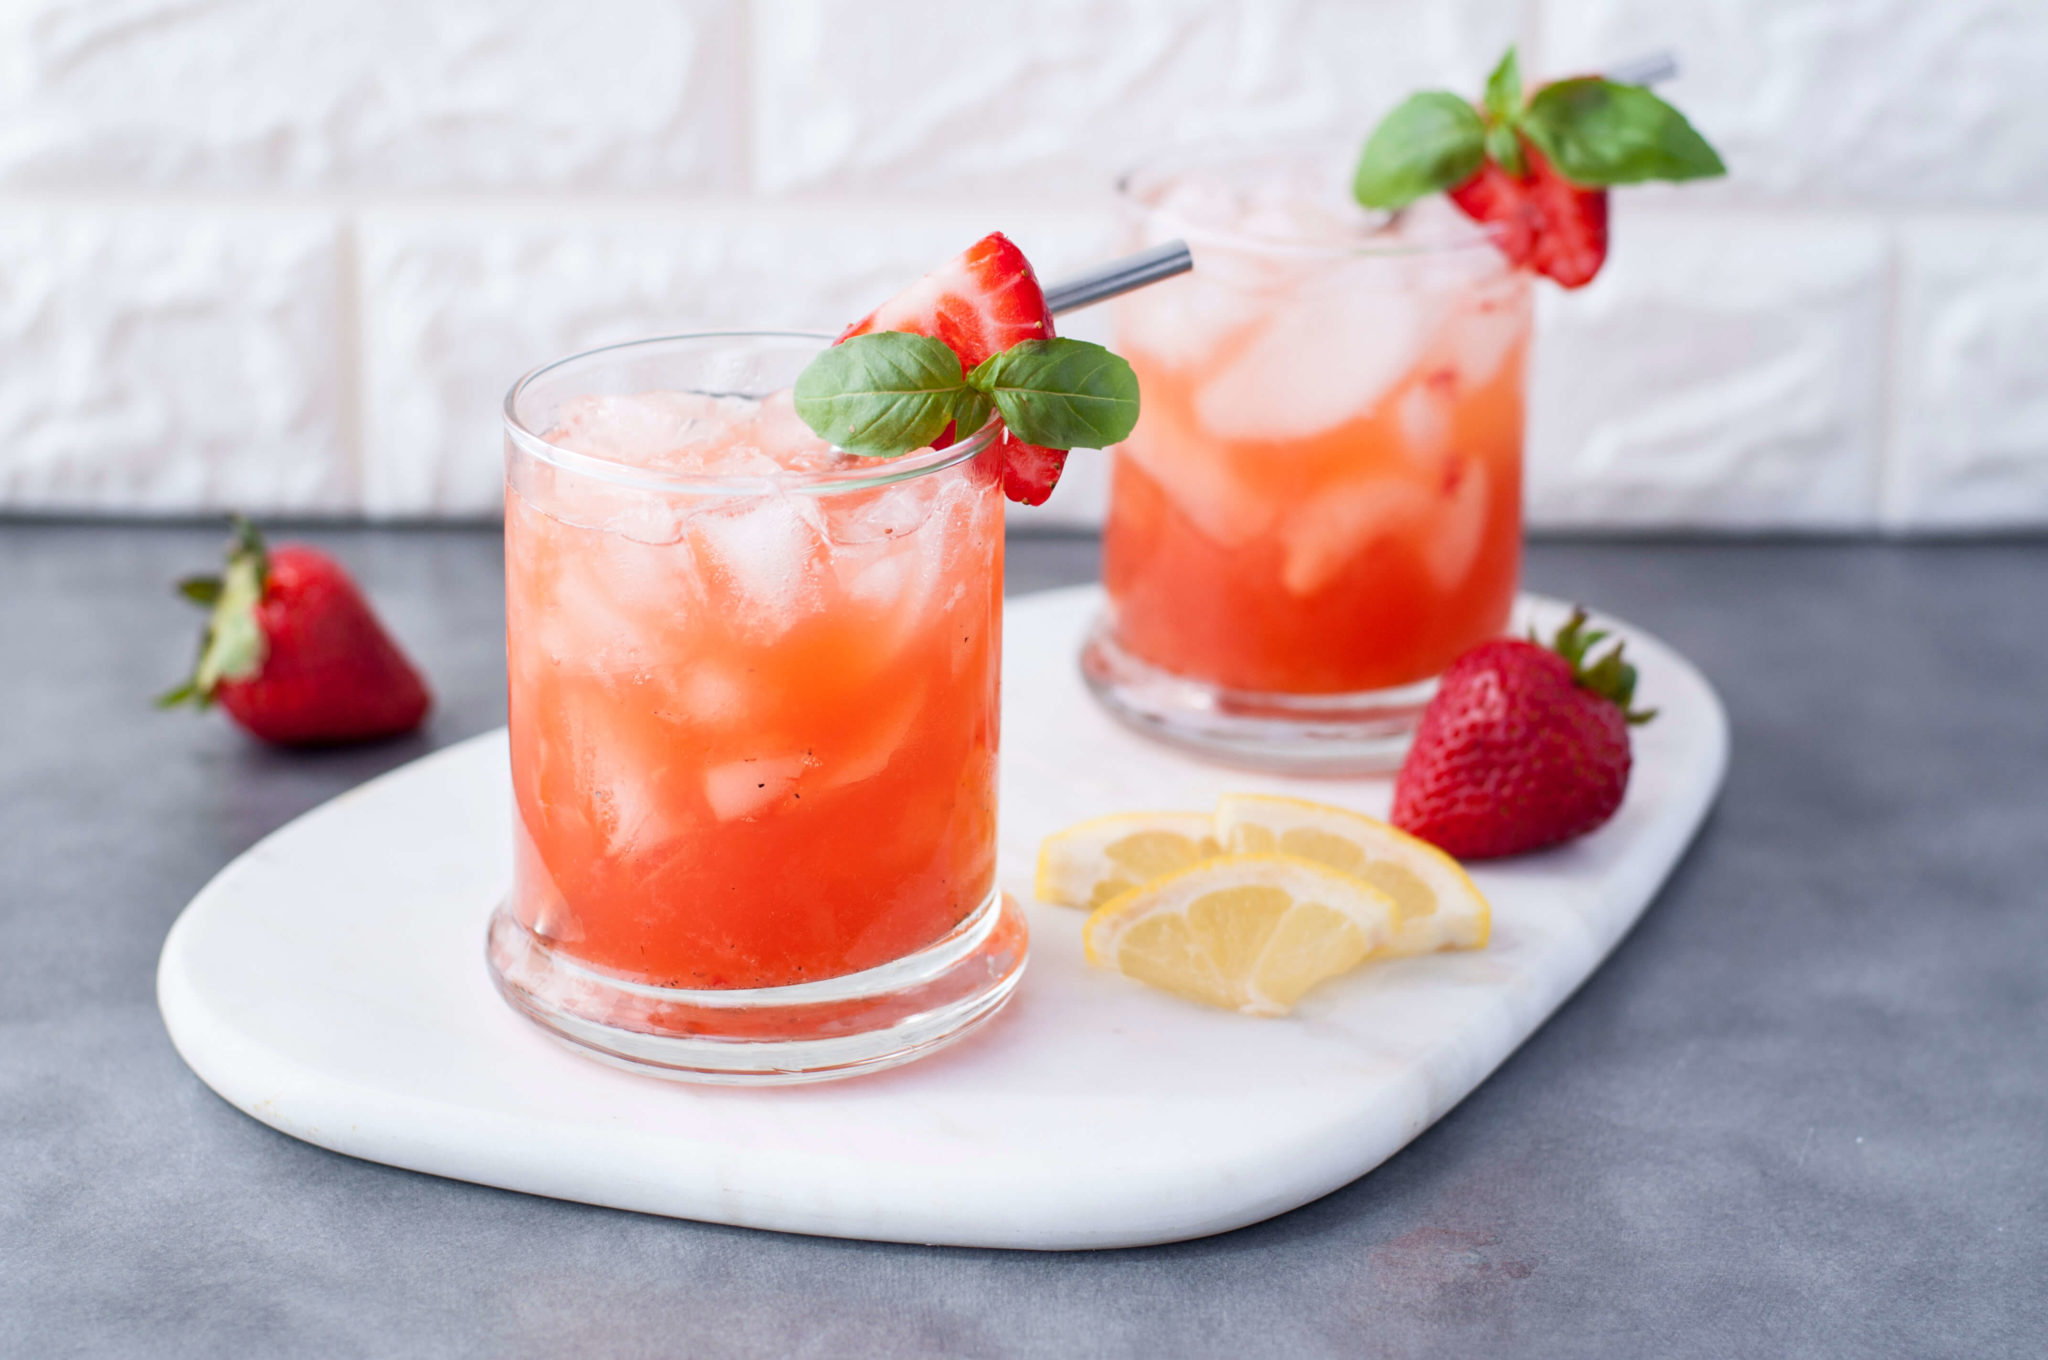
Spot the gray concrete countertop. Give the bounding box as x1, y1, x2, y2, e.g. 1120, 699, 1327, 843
3, 522, 2043, 1358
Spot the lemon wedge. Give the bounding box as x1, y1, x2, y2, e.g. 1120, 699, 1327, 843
1082, 855, 1398, 1016
1035, 810, 1223, 909
1214, 793, 1489, 957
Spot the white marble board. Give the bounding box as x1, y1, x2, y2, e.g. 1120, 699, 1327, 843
157, 586, 1727, 1250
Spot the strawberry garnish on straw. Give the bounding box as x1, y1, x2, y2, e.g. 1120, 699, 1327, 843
794, 236, 1143, 500
1390, 609, 1654, 860
1354, 46, 1723, 288
837, 232, 1072, 504
160, 518, 431, 746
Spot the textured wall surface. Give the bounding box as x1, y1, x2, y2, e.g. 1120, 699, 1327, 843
0, 0, 2042, 528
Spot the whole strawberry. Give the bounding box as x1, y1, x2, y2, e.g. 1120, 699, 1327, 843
160, 518, 431, 745
1391, 609, 1654, 859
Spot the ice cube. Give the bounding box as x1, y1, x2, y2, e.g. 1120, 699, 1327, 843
1194, 265, 1444, 442
823, 478, 942, 547
1422, 460, 1492, 590
813, 685, 926, 792
1115, 411, 1280, 551
1395, 380, 1454, 476
731, 389, 844, 474
1113, 266, 1270, 373
1438, 288, 1529, 394
1278, 476, 1434, 597
544, 390, 844, 479
703, 753, 815, 822
670, 662, 748, 727
691, 494, 826, 640
545, 391, 743, 466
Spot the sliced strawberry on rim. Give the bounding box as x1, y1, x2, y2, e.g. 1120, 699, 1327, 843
837, 232, 1071, 504
992, 432, 1068, 507
1448, 141, 1609, 289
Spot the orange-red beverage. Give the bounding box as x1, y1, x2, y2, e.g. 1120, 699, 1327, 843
1086, 154, 1532, 772
488, 334, 1025, 1084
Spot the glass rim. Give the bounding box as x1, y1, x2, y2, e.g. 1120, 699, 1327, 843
1116, 143, 1506, 261
503, 330, 1000, 498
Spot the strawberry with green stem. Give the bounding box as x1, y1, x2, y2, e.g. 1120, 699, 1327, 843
161, 518, 431, 746
1391, 608, 1655, 860
1355, 47, 1724, 287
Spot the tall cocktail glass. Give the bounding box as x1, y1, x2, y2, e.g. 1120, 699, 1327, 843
487, 332, 1025, 1083
1084, 149, 1532, 772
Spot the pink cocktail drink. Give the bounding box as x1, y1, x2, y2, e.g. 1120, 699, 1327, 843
489, 333, 1024, 1082
1085, 153, 1532, 771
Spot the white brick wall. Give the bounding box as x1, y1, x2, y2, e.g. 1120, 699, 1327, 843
0, 0, 2043, 530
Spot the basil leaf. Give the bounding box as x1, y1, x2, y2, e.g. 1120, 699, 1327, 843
792, 331, 969, 457
948, 387, 995, 444
965, 338, 1140, 450
1485, 120, 1525, 177
1522, 78, 1726, 185
1483, 46, 1522, 125
1352, 91, 1486, 210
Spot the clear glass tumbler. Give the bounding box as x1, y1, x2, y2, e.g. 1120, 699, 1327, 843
487, 333, 1026, 1084
1083, 148, 1533, 773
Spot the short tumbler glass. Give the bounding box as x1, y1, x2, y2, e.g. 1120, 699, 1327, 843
486, 333, 1026, 1084
1083, 149, 1533, 773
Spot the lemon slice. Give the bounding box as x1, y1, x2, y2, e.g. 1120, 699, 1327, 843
1035, 810, 1223, 909
1214, 793, 1489, 957
1083, 855, 1398, 1016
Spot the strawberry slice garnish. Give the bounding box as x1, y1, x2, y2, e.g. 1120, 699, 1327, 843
837, 232, 1070, 504
992, 432, 1068, 507
1447, 143, 1608, 289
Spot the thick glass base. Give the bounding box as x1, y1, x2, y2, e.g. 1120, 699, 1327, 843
486, 889, 1028, 1085
1079, 612, 1437, 776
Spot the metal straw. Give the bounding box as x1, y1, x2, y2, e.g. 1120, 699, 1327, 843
1043, 239, 1193, 317
1606, 51, 1679, 87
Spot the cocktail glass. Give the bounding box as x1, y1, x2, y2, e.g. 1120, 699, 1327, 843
1083, 148, 1532, 773
487, 332, 1026, 1083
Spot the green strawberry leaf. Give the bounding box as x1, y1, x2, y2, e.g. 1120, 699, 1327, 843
964, 339, 1140, 450
177, 575, 222, 606
194, 543, 267, 694
1545, 607, 1656, 724
1483, 46, 1522, 124
792, 331, 970, 458
1522, 77, 1726, 186
1353, 91, 1487, 210
162, 518, 270, 709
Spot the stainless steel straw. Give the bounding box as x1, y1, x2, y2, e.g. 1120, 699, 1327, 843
1043, 240, 1193, 317
1606, 51, 1679, 86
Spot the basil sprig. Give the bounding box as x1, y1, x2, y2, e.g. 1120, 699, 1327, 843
1522, 78, 1726, 187
1353, 46, 1724, 211
794, 332, 1140, 459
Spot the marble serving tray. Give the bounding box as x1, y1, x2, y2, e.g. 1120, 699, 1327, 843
158, 586, 1727, 1250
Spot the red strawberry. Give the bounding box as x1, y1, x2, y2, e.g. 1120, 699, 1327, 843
838, 232, 1070, 504
1448, 142, 1609, 289
1391, 609, 1654, 859
161, 519, 431, 746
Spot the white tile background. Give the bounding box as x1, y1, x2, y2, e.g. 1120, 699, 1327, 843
0, 0, 2042, 530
